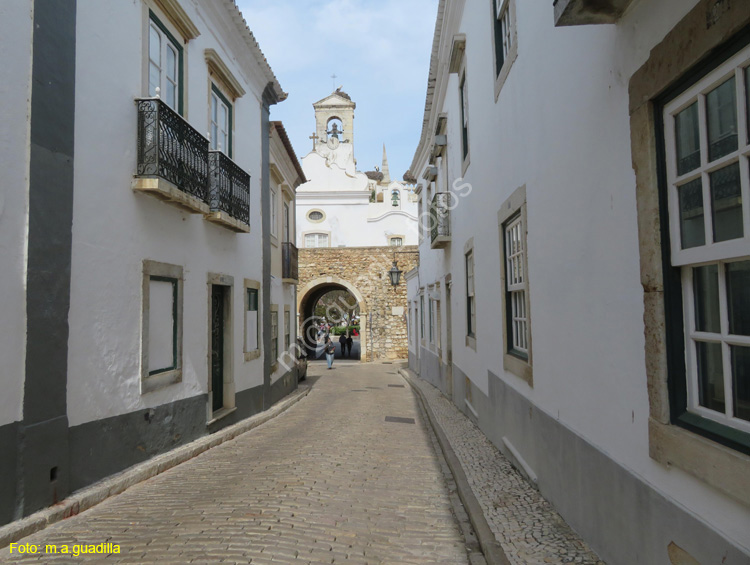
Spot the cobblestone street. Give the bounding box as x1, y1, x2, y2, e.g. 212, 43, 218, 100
0, 364, 469, 564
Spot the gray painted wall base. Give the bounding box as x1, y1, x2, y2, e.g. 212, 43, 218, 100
269, 369, 298, 407
415, 345, 749, 564
69, 395, 207, 492
208, 384, 265, 433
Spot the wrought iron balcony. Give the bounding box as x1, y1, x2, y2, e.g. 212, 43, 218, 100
206, 151, 250, 232
134, 98, 210, 214
430, 192, 451, 249
282, 242, 299, 283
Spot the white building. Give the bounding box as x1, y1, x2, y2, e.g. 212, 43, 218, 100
407, 0, 750, 563
295, 90, 419, 249
0, 0, 299, 526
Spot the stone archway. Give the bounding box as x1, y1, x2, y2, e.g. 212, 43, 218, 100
297, 246, 418, 361
298, 276, 368, 361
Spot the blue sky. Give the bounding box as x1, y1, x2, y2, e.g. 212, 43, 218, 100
236, 0, 438, 179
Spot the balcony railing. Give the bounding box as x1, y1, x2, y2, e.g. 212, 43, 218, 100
134, 98, 250, 232
430, 192, 451, 249
208, 151, 250, 228
282, 242, 299, 283
135, 98, 209, 207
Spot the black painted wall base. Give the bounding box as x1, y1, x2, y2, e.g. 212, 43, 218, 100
0, 421, 19, 526
68, 395, 207, 492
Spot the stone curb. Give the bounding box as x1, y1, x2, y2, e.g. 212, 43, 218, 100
0, 385, 311, 550
399, 368, 510, 565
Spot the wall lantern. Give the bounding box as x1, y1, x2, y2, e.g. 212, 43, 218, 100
388, 260, 402, 287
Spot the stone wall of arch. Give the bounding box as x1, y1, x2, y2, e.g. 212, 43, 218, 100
298, 246, 418, 361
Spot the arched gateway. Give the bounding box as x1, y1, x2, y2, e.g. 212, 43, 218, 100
297, 247, 417, 362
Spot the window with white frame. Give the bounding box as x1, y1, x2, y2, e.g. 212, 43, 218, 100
389, 236, 403, 247
662, 44, 750, 435
304, 233, 329, 248
466, 250, 475, 338
210, 85, 231, 156
148, 14, 182, 113
504, 214, 528, 357
271, 308, 279, 362
460, 74, 469, 161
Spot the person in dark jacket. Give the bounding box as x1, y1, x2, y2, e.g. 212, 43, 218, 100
339, 333, 347, 358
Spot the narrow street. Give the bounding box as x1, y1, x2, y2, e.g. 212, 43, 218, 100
0, 364, 469, 564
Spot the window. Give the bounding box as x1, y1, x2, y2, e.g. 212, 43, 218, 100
429, 295, 435, 344
465, 249, 475, 339
307, 210, 325, 222
244, 282, 260, 362
498, 185, 532, 383
270, 187, 278, 237
283, 202, 290, 243
304, 233, 329, 248
210, 85, 232, 156
460, 73, 469, 161
504, 214, 528, 358
284, 308, 291, 350
662, 45, 750, 438
389, 236, 404, 247
271, 308, 279, 362
141, 261, 183, 393
148, 13, 183, 113
420, 294, 425, 342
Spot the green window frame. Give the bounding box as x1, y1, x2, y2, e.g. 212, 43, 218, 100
148, 11, 184, 115
210, 83, 233, 158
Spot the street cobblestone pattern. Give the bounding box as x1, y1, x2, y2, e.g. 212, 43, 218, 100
0, 364, 468, 564
298, 246, 418, 361
406, 372, 605, 565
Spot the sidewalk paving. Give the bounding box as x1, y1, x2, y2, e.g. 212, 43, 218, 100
401, 367, 605, 565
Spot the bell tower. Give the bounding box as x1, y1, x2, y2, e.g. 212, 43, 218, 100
313, 88, 356, 152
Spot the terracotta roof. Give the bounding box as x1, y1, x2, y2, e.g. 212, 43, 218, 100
271, 121, 307, 184
225, 0, 287, 103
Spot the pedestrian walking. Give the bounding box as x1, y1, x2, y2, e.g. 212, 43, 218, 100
346, 334, 353, 358
339, 333, 347, 358
325, 336, 336, 369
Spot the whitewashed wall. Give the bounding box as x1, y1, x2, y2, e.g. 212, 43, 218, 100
411, 0, 749, 551
66, 0, 267, 426
0, 0, 33, 427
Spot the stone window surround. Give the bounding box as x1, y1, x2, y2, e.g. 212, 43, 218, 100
141, 260, 184, 394
302, 230, 332, 248
388, 234, 406, 246
629, 0, 750, 507
243, 279, 261, 362
464, 237, 477, 351
270, 304, 279, 372
497, 184, 533, 386
490, 0, 518, 102
284, 304, 291, 350
307, 208, 326, 224
206, 272, 236, 423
